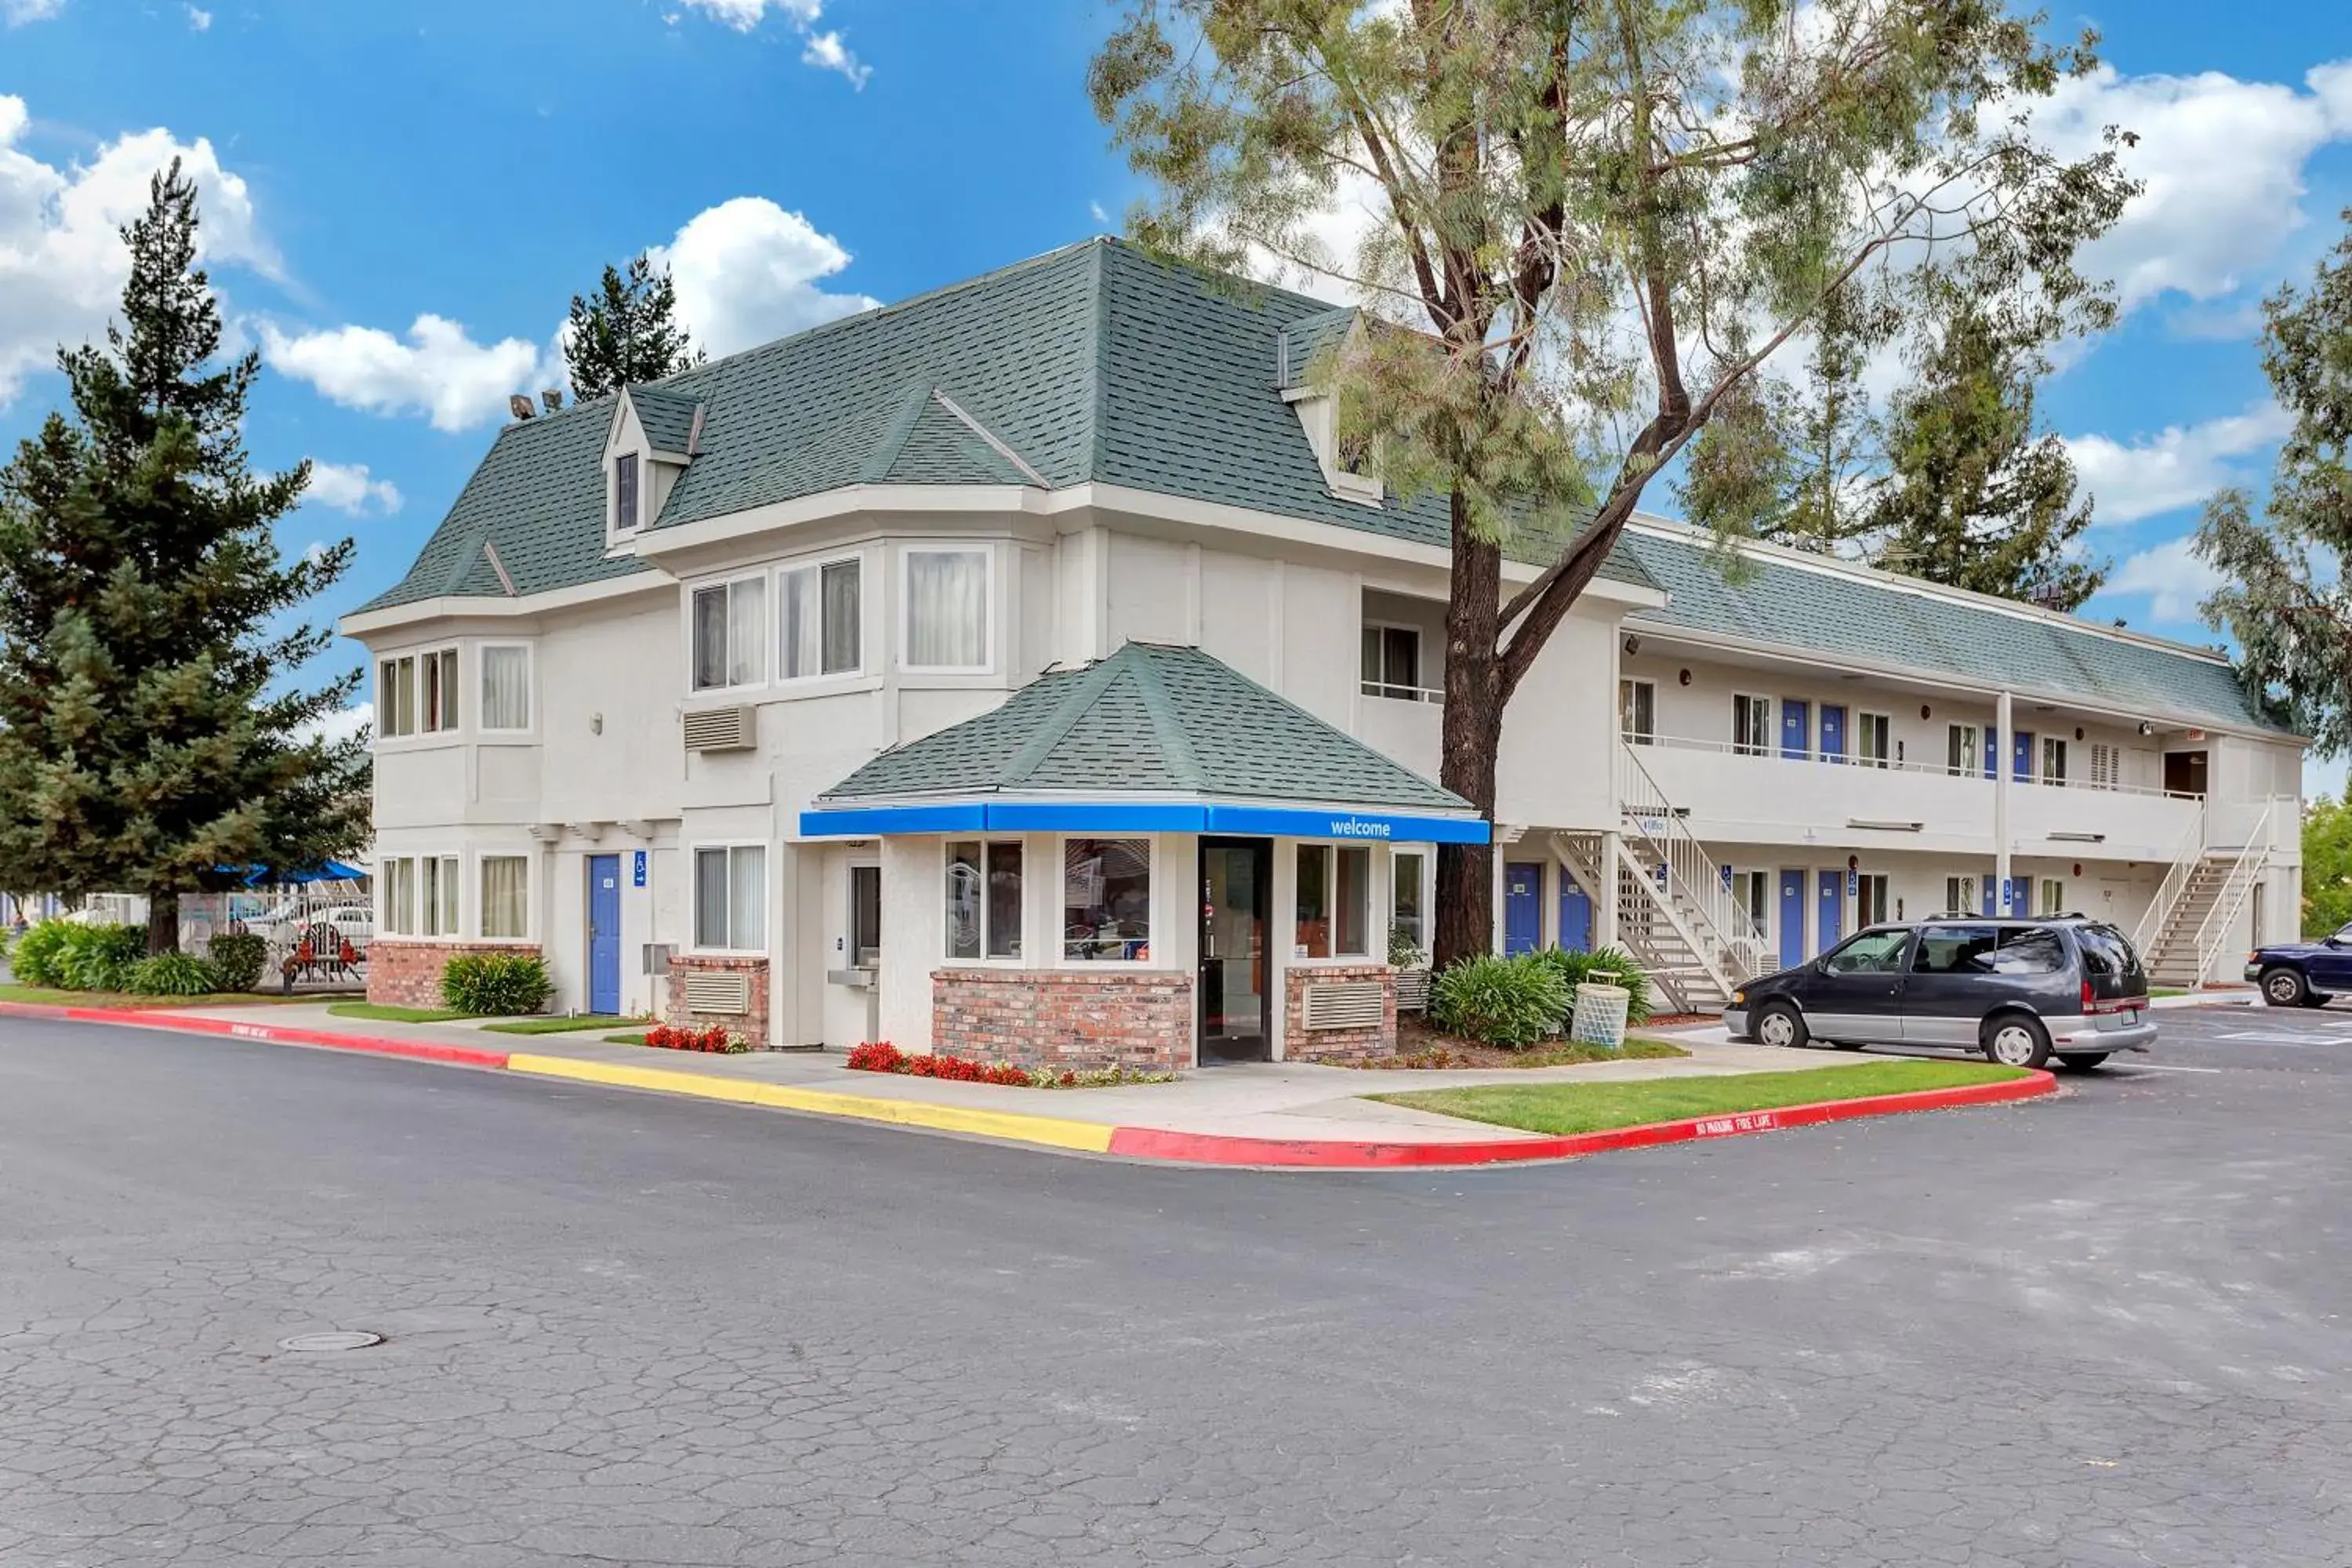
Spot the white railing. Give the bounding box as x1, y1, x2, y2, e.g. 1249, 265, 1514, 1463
1361, 681, 1444, 703
1615, 742, 1769, 982
1622, 729, 2205, 800
2131, 808, 2209, 959
2187, 799, 2275, 979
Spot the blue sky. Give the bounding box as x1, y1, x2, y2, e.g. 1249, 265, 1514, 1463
2, 0, 2349, 786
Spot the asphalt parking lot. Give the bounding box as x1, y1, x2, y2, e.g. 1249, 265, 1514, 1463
2, 1005, 2347, 1566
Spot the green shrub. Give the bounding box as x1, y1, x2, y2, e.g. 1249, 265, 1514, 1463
441, 953, 552, 1016
1527, 946, 1654, 1025
124, 952, 222, 996
59, 923, 148, 993
10, 918, 74, 987
1429, 953, 1570, 1048
205, 932, 268, 993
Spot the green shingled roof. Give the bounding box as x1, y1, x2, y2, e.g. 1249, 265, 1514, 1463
627, 387, 700, 454
818, 642, 1473, 811
1620, 527, 2281, 734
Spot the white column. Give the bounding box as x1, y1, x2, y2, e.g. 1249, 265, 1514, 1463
1994, 689, 2013, 915
1599, 830, 1622, 949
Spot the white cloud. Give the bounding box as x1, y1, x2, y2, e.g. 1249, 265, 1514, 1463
649, 197, 876, 358
304, 460, 401, 516
260, 315, 557, 433
183, 4, 210, 29
2031, 60, 2352, 314
0, 96, 275, 404
299, 701, 373, 746
3, 0, 64, 25
2065, 402, 2293, 525
1089, 200, 1112, 227
677, 0, 867, 86
2104, 537, 2225, 624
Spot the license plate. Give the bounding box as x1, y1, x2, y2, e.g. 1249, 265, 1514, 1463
2121, 1008, 2138, 1025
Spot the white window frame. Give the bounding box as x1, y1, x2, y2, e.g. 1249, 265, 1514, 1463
1733, 869, 1770, 939
900, 546, 993, 674
1359, 621, 1425, 702
379, 856, 417, 935
1856, 873, 1891, 927
477, 641, 534, 734
477, 853, 532, 941
1619, 678, 1657, 745
1058, 833, 1154, 965
1855, 711, 1892, 769
387, 853, 462, 938
1732, 694, 1773, 757
1947, 723, 1981, 779
689, 841, 768, 956
419, 646, 461, 735
779, 554, 865, 683
1389, 846, 1430, 964
2038, 877, 2067, 916
612, 450, 642, 535
943, 838, 1025, 963
688, 572, 769, 694
378, 647, 459, 740
2042, 735, 2069, 787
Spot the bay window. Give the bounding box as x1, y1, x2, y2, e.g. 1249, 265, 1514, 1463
1063, 837, 1149, 961
378, 648, 456, 739
691, 577, 768, 691
480, 644, 531, 731
480, 855, 529, 939
420, 855, 460, 936
905, 549, 989, 670
946, 840, 1022, 960
693, 844, 766, 951
1295, 843, 1370, 960
782, 557, 862, 679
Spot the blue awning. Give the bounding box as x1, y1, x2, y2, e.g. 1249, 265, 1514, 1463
213, 860, 369, 886
797, 801, 1489, 844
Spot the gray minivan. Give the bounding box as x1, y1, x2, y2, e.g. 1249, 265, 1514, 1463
1723, 916, 2156, 1070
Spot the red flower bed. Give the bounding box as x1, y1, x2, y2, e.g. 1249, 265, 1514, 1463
644, 1022, 748, 1054
846, 1040, 1032, 1087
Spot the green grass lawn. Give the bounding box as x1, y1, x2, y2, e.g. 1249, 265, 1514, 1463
480, 1014, 635, 1036
326, 1001, 470, 1023
1514, 1036, 1690, 1066
1371, 1059, 2031, 1138
2151, 987, 2187, 998
603, 1032, 651, 1046
0, 983, 326, 1010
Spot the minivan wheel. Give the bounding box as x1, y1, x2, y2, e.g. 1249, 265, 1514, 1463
1755, 1001, 1809, 1050
1982, 1014, 2053, 1069
2056, 1052, 2111, 1071
2262, 967, 2309, 1007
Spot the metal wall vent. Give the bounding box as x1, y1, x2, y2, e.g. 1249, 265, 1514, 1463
681, 972, 752, 1014
683, 705, 756, 753
1301, 979, 1385, 1032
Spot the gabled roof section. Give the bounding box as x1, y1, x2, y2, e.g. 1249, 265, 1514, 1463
357, 397, 651, 613
625, 386, 701, 455
818, 641, 1473, 811
1276, 306, 1359, 390
1619, 523, 2285, 735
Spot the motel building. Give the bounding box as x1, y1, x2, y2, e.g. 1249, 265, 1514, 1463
344, 238, 2307, 1069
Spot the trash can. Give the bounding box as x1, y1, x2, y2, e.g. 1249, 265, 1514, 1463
1569, 981, 1631, 1049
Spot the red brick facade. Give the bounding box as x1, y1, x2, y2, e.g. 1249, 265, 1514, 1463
1282, 964, 1397, 1064
934, 967, 1193, 1072
665, 954, 771, 1049
368, 941, 543, 1009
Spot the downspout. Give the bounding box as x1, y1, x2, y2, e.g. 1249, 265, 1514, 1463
1995, 689, 2014, 915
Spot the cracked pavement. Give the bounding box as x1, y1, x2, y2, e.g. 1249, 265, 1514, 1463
1, 1007, 2346, 1566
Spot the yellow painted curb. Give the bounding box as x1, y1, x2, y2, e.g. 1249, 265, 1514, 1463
503, 1053, 1118, 1154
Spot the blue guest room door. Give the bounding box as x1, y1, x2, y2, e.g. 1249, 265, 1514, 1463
587, 855, 622, 1015
1778, 870, 1806, 970
1504, 862, 1544, 955
1780, 699, 1811, 758
1817, 871, 1844, 956
1558, 881, 1593, 952
1819, 705, 1846, 763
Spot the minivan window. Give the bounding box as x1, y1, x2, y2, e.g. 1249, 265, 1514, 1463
2074, 923, 2144, 983
1913, 925, 1998, 974
1823, 928, 1911, 975
1989, 927, 2066, 975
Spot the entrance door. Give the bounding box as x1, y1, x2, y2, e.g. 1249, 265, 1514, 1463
1816, 870, 1844, 956
1504, 862, 1544, 955
1780, 699, 1811, 759
1558, 880, 1593, 953
586, 855, 622, 1015
2164, 750, 2209, 797
1199, 838, 1271, 1064
1778, 870, 1806, 971
2012, 730, 2034, 781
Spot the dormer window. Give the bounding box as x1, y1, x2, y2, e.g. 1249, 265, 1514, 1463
613, 452, 640, 532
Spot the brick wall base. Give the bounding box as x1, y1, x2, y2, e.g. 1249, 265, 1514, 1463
934, 967, 1193, 1073
1283, 964, 1397, 1064
368, 941, 543, 1010
666, 954, 771, 1049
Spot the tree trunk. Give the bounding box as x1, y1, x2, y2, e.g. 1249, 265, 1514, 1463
146, 891, 180, 955
1434, 490, 1503, 971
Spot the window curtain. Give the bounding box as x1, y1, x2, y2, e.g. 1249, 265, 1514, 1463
481, 857, 528, 938
691, 588, 728, 690
821, 560, 860, 674
695, 848, 730, 948
728, 578, 767, 687
481, 647, 529, 729
384, 858, 413, 934
782, 567, 822, 680
728, 846, 766, 950
906, 551, 986, 667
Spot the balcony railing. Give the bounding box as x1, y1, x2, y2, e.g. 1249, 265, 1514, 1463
1620, 729, 2202, 800
1361, 680, 1444, 704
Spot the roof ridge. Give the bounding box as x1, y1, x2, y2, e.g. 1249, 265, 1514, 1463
1127, 644, 1207, 790
855, 382, 942, 485
999, 654, 1135, 786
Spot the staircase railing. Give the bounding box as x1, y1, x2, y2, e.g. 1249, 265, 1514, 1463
2131, 807, 2209, 960
1613, 742, 1769, 983
2187, 797, 2277, 982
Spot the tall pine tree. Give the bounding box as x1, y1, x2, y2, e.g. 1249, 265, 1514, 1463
0, 160, 369, 953
563, 253, 703, 397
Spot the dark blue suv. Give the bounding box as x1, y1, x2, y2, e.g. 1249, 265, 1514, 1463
1726, 916, 2154, 1070
2244, 924, 2352, 1007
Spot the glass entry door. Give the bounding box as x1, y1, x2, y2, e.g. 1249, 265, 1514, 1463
1199, 838, 1271, 1064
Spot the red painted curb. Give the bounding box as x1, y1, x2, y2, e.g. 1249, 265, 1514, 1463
1103, 1071, 2058, 1168
0, 1001, 513, 1070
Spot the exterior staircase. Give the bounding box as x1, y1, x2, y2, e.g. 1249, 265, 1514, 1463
2133, 800, 2275, 991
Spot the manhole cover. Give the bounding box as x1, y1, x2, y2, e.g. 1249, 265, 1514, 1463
277, 1331, 384, 1352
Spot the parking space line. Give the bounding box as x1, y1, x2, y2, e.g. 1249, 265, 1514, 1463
2125, 1063, 2224, 1074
